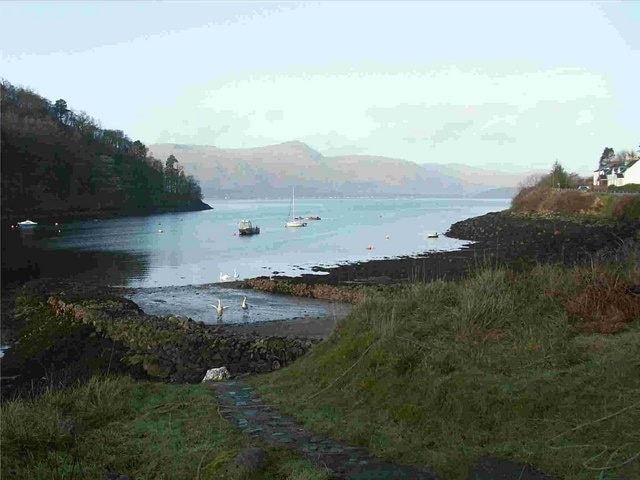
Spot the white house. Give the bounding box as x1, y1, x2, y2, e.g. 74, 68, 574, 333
593, 155, 639, 187
622, 160, 640, 186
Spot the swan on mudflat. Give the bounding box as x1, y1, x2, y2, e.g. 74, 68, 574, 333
241, 296, 249, 311
233, 269, 240, 280
211, 298, 230, 317
219, 272, 232, 282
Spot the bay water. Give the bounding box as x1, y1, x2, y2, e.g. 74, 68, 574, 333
30, 197, 510, 288
8, 197, 510, 324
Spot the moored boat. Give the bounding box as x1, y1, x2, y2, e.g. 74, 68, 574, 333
426, 232, 439, 238
17, 219, 38, 228
238, 219, 260, 235
285, 187, 307, 227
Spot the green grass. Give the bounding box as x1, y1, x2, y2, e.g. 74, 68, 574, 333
1, 376, 330, 480
249, 264, 640, 480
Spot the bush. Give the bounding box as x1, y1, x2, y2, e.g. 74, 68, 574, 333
612, 195, 640, 221
511, 186, 595, 215
540, 190, 595, 215
511, 186, 551, 211
608, 183, 640, 193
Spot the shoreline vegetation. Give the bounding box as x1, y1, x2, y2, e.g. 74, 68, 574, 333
2, 189, 639, 479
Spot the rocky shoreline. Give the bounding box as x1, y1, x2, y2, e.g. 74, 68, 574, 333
0, 284, 318, 400
255, 210, 639, 287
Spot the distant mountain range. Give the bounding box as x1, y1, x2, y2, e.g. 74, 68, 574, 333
148, 141, 529, 199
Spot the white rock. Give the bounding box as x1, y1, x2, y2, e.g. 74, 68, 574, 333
202, 366, 230, 383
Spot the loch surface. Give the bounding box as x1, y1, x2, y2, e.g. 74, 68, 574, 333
6, 197, 510, 289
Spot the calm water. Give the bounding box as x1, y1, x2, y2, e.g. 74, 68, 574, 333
23, 197, 509, 288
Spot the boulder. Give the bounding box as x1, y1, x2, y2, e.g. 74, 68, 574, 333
201, 366, 230, 382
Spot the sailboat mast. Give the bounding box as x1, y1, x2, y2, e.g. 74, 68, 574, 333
292, 186, 295, 218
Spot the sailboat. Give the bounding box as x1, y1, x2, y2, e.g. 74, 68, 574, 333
285, 187, 307, 228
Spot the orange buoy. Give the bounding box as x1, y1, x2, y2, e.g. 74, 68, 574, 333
366, 245, 374, 250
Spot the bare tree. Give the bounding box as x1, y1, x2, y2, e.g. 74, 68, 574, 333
517, 174, 544, 191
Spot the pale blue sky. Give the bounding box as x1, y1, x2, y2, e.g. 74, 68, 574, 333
1, 1, 638, 174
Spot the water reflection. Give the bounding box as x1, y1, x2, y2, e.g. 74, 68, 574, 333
2, 225, 150, 290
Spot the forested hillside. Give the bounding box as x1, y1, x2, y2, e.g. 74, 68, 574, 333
1, 80, 208, 220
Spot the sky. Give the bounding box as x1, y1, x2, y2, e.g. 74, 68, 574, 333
1, 1, 638, 174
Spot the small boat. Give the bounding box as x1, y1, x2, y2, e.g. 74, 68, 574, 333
238, 219, 260, 235
306, 216, 321, 220
17, 219, 38, 228
285, 187, 307, 228
426, 232, 439, 238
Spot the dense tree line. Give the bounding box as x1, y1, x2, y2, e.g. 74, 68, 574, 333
1, 80, 202, 216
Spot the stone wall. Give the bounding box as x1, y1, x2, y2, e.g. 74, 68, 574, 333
47, 296, 318, 383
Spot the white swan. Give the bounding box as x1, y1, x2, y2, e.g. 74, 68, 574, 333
241, 296, 249, 311
219, 271, 232, 282
211, 298, 230, 317
233, 269, 240, 280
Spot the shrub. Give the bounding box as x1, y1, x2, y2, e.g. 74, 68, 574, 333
608, 183, 640, 193
511, 186, 551, 211
563, 269, 640, 334
612, 195, 640, 221
539, 190, 595, 215
512, 186, 596, 215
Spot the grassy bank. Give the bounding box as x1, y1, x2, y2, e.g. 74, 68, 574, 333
512, 186, 640, 222
250, 262, 640, 479
1, 376, 330, 480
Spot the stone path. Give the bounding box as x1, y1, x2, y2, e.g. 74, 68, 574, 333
210, 380, 439, 479
209, 380, 555, 480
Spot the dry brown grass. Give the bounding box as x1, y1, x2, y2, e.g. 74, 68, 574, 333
541, 190, 595, 215
611, 195, 640, 220
511, 186, 596, 215
612, 195, 633, 218
562, 269, 640, 334
511, 186, 551, 211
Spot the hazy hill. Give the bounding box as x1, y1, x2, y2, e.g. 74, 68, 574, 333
472, 187, 518, 198
149, 141, 531, 198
